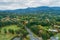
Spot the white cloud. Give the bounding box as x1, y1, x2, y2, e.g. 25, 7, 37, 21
0, 0, 60, 10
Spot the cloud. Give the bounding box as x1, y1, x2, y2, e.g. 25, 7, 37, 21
0, 0, 60, 10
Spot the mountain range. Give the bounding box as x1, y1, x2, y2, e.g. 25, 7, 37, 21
0, 6, 60, 14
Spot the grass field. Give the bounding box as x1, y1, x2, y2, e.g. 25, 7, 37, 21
0, 25, 20, 40
1, 25, 20, 31
0, 34, 17, 40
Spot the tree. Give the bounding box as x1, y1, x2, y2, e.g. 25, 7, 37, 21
8, 29, 14, 34
4, 29, 7, 34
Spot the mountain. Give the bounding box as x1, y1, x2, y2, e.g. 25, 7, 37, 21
0, 6, 60, 14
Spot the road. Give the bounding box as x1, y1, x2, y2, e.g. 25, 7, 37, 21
25, 26, 42, 40
13, 26, 42, 40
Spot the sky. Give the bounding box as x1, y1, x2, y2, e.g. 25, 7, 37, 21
0, 0, 60, 10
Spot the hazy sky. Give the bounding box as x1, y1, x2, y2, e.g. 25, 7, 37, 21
0, 0, 60, 10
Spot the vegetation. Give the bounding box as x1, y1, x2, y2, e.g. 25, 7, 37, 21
0, 11, 60, 40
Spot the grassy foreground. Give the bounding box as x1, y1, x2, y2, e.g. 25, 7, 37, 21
0, 34, 17, 40
0, 25, 20, 40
